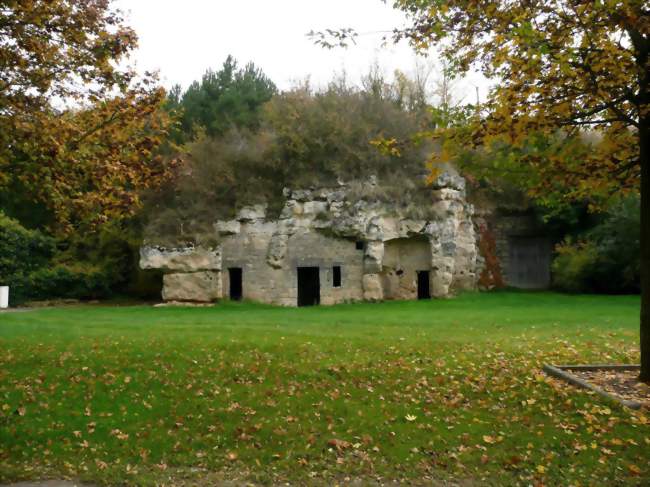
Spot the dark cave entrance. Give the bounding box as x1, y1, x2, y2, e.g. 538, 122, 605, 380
417, 270, 431, 300
229, 268, 243, 301
297, 267, 320, 307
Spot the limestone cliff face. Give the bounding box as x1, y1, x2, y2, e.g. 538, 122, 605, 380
140, 173, 478, 304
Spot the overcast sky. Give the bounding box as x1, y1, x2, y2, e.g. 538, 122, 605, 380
115, 0, 489, 102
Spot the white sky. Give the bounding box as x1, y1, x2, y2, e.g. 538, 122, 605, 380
115, 0, 490, 102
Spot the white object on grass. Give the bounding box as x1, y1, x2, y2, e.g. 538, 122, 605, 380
0, 286, 8, 309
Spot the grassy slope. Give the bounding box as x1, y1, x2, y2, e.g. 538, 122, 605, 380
0, 292, 647, 485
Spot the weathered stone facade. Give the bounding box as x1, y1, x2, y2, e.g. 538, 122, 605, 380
140, 173, 480, 305
474, 209, 553, 289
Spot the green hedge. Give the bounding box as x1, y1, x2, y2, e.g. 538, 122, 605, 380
10, 265, 111, 304
0, 212, 125, 305
0, 211, 55, 280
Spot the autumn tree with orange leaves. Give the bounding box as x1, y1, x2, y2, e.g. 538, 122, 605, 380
0, 0, 175, 233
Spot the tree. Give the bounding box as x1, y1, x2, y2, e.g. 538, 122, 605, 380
169, 56, 277, 144
0, 0, 137, 113
312, 1, 650, 379
0, 0, 175, 233
2, 85, 175, 233
387, 0, 649, 379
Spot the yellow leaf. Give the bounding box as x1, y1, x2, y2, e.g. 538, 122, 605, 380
628, 464, 641, 475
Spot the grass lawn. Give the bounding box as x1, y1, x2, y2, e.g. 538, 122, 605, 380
0, 292, 647, 485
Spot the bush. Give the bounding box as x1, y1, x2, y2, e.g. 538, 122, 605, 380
55, 220, 163, 301
0, 211, 154, 305
0, 211, 55, 281
552, 240, 600, 293
551, 196, 640, 294
10, 264, 111, 304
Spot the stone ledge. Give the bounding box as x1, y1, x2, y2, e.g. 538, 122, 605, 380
140, 246, 222, 272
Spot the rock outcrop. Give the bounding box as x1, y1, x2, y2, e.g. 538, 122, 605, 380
162, 271, 221, 302
140, 246, 221, 273
141, 172, 478, 305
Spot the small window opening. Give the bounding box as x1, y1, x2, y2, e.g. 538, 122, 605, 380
333, 266, 342, 287
355, 241, 364, 251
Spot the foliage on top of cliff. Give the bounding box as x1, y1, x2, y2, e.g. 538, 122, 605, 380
144, 75, 439, 244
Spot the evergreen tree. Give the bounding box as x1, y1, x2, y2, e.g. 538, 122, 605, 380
169, 56, 277, 144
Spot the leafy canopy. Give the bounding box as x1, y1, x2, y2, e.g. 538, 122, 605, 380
0, 0, 175, 233
0, 0, 137, 115
390, 0, 647, 204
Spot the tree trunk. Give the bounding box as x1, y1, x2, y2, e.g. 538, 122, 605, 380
640, 120, 650, 382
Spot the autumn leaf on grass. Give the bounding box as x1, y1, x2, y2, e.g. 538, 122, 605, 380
628, 464, 641, 476
405, 414, 417, 422
110, 429, 129, 441
327, 439, 351, 451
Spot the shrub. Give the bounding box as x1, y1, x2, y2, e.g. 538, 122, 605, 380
56, 220, 163, 301
0, 211, 152, 304
476, 223, 506, 290
552, 240, 600, 293
145, 81, 432, 243
10, 264, 111, 304
0, 211, 55, 281
551, 196, 640, 294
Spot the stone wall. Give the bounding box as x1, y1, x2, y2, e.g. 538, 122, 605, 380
220, 225, 365, 306
381, 237, 430, 300
141, 173, 480, 305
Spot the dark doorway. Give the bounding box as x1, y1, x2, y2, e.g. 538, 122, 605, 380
297, 267, 320, 307
417, 271, 431, 300
229, 268, 242, 301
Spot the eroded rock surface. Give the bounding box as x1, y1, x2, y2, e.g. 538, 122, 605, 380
140, 247, 221, 272
143, 173, 478, 305
161, 272, 221, 302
